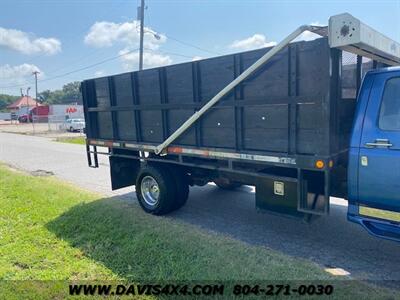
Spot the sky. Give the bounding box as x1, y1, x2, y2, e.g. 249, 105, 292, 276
0, 0, 399, 96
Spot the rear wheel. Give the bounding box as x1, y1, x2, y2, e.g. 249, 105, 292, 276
167, 166, 189, 210
69, 126, 74, 132
136, 165, 176, 215
214, 178, 242, 190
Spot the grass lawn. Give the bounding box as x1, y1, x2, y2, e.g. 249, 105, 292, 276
0, 164, 397, 299
55, 136, 86, 145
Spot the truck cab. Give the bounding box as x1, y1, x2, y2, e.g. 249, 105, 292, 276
348, 67, 400, 241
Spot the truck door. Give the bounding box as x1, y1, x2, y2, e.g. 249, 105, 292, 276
359, 72, 400, 209
352, 71, 400, 241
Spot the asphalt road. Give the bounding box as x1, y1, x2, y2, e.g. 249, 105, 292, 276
1, 132, 399, 285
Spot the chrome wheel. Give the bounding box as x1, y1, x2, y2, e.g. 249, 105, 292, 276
141, 175, 160, 206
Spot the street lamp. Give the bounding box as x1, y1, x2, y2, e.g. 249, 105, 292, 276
147, 30, 161, 40
136, 0, 161, 71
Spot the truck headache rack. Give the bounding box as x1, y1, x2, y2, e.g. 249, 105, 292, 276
329, 13, 400, 66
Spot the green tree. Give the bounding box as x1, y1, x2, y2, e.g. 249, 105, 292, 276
0, 94, 19, 112
38, 90, 52, 103
39, 81, 81, 105
0, 81, 82, 111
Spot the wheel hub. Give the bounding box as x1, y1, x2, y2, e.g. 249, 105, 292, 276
141, 176, 160, 206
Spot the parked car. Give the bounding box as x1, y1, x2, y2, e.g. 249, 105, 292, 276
18, 114, 30, 123
62, 118, 85, 132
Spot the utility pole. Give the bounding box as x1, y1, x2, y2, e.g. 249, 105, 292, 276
32, 71, 40, 101
26, 87, 31, 105
32, 71, 40, 130
26, 87, 31, 121
138, 0, 145, 70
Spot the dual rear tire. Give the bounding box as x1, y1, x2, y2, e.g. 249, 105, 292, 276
135, 164, 189, 215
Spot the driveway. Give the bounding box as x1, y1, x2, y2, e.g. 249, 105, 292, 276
0, 132, 399, 286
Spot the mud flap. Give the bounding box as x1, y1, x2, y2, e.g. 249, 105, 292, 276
109, 155, 140, 190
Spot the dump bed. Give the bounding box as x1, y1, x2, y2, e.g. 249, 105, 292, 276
82, 37, 353, 166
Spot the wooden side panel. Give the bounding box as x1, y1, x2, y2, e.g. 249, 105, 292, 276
198, 55, 235, 102
297, 103, 326, 154
97, 111, 113, 139
201, 107, 236, 148
83, 37, 350, 158
114, 73, 134, 106
243, 104, 289, 152
140, 110, 163, 143
168, 109, 196, 146
114, 73, 136, 140
117, 111, 136, 140
137, 69, 161, 104
95, 77, 110, 107
297, 39, 330, 97
166, 63, 194, 104
94, 78, 113, 139
241, 48, 289, 99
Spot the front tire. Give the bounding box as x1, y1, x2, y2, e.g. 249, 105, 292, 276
136, 165, 177, 215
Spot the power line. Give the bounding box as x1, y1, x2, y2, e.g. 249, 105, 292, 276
164, 34, 222, 56
1, 0, 128, 73
40, 48, 138, 82
0, 45, 201, 90
0, 33, 217, 90
44, 47, 109, 76
1, 12, 221, 90
144, 26, 222, 56
143, 1, 219, 56
0, 78, 34, 90
0, 48, 139, 89
144, 47, 194, 60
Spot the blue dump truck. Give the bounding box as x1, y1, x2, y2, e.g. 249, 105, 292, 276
82, 13, 400, 242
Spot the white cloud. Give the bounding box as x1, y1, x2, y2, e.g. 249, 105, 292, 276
230, 34, 276, 51
296, 31, 320, 41
192, 56, 203, 61
0, 63, 41, 79
84, 20, 166, 50
94, 70, 105, 77
0, 27, 61, 55
295, 21, 326, 41
85, 20, 170, 70
0, 64, 43, 90
118, 49, 172, 70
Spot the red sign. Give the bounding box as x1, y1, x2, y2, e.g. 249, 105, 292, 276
66, 107, 77, 113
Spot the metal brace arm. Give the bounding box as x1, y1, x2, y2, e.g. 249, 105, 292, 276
155, 25, 326, 155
